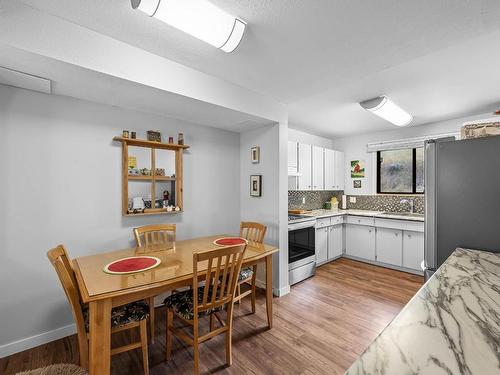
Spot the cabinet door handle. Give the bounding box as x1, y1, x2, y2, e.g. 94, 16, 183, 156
395, 233, 398, 237
408, 234, 412, 238
369, 229, 372, 233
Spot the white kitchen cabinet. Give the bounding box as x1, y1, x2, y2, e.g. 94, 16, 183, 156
315, 227, 329, 264
345, 224, 375, 260
328, 224, 343, 259
324, 148, 335, 190
334, 150, 345, 190
312, 146, 324, 190
403, 231, 424, 270
298, 143, 312, 190
375, 227, 403, 266
288, 141, 298, 169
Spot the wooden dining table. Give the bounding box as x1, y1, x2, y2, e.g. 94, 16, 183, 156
73, 235, 279, 375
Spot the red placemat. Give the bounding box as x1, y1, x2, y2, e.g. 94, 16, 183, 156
103, 256, 161, 275
213, 237, 248, 246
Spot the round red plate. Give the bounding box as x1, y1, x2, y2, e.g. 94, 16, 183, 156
213, 237, 248, 246
103, 256, 161, 275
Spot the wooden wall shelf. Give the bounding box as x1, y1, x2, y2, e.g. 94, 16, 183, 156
128, 175, 176, 181
113, 137, 189, 150
114, 135, 186, 216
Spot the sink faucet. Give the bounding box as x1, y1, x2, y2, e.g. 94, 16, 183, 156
400, 198, 414, 213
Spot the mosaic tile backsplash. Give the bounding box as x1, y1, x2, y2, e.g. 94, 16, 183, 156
346, 194, 424, 213
288, 190, 344, 210
288, 191, 424, 213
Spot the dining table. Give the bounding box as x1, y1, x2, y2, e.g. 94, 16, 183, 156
72, 234, 279, 375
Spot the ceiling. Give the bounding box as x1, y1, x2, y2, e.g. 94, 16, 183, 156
13, 0, 500, 137
0, 45, 274, 132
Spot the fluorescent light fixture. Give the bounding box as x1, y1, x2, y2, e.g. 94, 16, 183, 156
360, 96, 413, 126
131, 0, 246, 53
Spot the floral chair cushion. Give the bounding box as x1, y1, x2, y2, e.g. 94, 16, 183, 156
238, 266, 254, 282
82, 301, 149, 331
163, 286, 224, 321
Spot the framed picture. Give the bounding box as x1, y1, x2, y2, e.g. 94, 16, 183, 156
147, 130, 161, 142
250, 175, 262, 197
351, 160, 365, 178
251, 146, 260, 164
353, 180, 362, 188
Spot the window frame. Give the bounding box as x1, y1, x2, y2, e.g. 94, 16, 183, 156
376, 148, 424, 195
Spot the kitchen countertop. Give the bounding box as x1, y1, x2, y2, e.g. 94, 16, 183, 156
299, 209, 425, 222
345, 248, 500, 375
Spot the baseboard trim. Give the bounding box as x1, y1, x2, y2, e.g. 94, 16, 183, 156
254, 279, 290, 297
0, 323, 76, 358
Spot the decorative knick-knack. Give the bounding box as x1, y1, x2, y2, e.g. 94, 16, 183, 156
178, 133, 184, 145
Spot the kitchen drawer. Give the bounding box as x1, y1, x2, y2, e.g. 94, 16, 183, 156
375, 218, 424, 233
330, 215, 344, 226
315, 217, 331, 228
346, 215, 375, 226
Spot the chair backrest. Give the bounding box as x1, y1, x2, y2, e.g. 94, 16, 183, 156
47, 245, 88, 367
193, 245, 246, 315
134, 224, 176, 247
240, 222, 267, 244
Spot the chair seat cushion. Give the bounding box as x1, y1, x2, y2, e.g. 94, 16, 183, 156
83, 301, 149, 331
239, 266, 254, 281
163, 287, 224, 321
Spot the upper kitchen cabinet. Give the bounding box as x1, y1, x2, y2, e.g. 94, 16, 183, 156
325, 149, 345, 190
312, 146, 324, 190
288, 141, 298, 172
298, 143, 312, 190
334, 150, 345, 190
293, 142, 345, 191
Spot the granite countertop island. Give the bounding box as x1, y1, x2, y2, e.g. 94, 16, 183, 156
345, 248, 500, 375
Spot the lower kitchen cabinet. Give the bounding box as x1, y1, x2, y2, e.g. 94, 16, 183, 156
315, 226, 329, 264
403, 231, 424, 270
375, 227, 403, 266
328, 224, 343, 259
345, 224, 375, 261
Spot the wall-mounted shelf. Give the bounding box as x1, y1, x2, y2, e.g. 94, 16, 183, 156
128, 175, 176, 181
113, 137, 190, 150
114, 136, 188, 216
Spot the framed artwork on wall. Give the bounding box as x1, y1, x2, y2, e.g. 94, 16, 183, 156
351, 160, 365, 178
250, 175, 262, 197
251, 146, 260, 164
353, 180, 362, 188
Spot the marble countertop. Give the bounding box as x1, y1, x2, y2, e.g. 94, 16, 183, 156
301, 209, 425, 222
345, 248, 500, 375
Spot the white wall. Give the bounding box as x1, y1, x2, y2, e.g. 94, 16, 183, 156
288, 128, 335, 149
331, 112, 493, 195
0, 85, 242, 355
240, 124, 289, 295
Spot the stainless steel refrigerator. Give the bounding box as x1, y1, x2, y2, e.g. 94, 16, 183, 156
424, 135, 500, 280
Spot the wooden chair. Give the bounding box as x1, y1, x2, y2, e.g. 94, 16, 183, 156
133, 224, 176, 344
164, 244, 247, 374
47, 245, 149, 375
234, 222, 267, 312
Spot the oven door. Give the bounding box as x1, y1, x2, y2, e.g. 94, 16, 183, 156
288, 224, 315, 268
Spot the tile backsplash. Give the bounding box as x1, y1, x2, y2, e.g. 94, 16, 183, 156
288, 191, 424, 213
288, 190, 343, 210
347, 194, 424, 214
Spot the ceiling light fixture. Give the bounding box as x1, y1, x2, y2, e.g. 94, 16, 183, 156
131, 0, 246, 53
359, 96, 413, 126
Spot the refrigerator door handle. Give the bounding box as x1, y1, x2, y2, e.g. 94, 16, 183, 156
424, 140, 437, 269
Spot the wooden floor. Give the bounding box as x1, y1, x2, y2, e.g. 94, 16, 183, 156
1, 259, 423, 375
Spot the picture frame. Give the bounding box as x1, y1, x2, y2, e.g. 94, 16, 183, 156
353, 180, 362, 188
147, 130, 161, 142
250, 175, 262, 197
251, 146, 260, 164
350, 160, 365, 178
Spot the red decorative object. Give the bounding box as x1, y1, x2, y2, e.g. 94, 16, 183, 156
104, 256, 161, 274
213, 237, 248, 246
